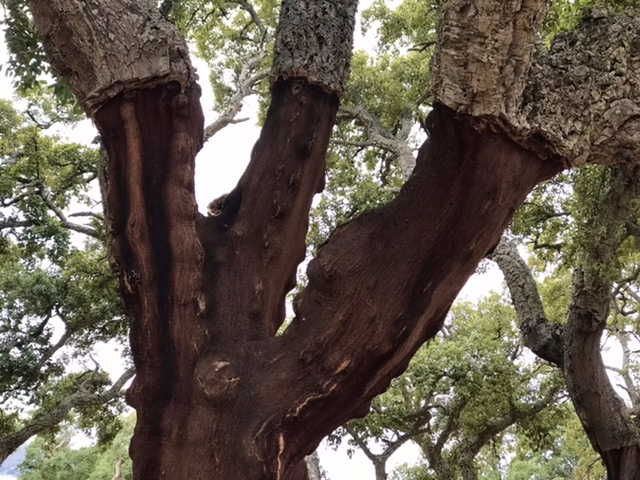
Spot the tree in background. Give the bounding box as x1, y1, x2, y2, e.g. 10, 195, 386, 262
330, 295, 567, 480
0, 97, 133, 462
1, 0, 640, 478
20, 414, 135, 480
492, 154, 640, 478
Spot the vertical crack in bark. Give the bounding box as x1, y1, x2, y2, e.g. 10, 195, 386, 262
95, 85, 205, 479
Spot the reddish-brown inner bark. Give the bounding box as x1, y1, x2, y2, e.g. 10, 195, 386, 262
95, 77, 561, 479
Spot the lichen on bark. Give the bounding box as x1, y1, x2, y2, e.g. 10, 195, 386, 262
271, 0, 358, 97
28, 0, 196, 115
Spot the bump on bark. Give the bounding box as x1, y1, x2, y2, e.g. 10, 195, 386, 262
28, 0, 196, 116
271, 0, 358, 97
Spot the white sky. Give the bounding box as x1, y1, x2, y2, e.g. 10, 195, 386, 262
0, 13, 508, 480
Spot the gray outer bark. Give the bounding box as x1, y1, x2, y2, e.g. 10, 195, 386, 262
489, 239, 564, 366
524, 8, 640, 167
431, 0, 546, 119
304, 451, 323, 480
28, 0, 195, 115
432, 3, 640, 168
271, 0, 358, 96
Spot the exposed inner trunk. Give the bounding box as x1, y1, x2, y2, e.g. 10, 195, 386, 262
95, 83, 561, 478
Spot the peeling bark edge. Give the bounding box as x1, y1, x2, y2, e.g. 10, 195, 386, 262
271, 0, 358, 97
431, 2, 640, 168
28, 0, 196, 116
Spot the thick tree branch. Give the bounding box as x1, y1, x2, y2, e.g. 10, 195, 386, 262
563, 163, 640, 473
338, 105, 416, 179
489, 237, 564, 366
431, 0, 545, 119
200, 1, 359, 339
262, 105, 561, 468
0, 367, 135, 464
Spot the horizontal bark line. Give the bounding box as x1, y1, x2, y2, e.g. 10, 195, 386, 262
29, 0, 197, 115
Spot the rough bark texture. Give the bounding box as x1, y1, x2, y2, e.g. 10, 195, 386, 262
433, 4, 640, 168
271, 0, 358, 96
525, 8, 640, 167
431, 0, 546, 119
28, 0, 194, 115
303, 452, 323, 480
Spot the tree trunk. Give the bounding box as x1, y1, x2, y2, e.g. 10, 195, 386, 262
28, 0, 571, 479
373, 460, 387, 480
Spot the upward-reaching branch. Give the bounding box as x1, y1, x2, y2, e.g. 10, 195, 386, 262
199, 0, 359, 338
489, 237, 564, 366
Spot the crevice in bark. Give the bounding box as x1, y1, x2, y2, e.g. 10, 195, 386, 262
94, 83, 205, 479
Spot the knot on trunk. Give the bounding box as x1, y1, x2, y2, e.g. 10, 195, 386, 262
195, 358, 240, 403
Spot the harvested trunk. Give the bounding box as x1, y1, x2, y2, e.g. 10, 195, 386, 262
97, 94, 558, 479
39, 0, 640, 479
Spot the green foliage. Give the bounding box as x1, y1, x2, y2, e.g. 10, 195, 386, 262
544, 0, 638, 41
332, 294, 567, 479
307, 0, 440, 257
20, 414, 135, 480
361, 0, 440, 55
0, 99, 128, 449
21, 438, 98, 480
2, 0, 79, 107
507, 413, 606, 480
167, 0, 277, 111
